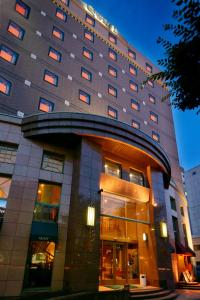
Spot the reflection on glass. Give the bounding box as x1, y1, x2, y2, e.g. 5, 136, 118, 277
33, 183, 61, 222
116, 243, 126, 279
128, 243, 139, 279
101, 243, 114, 280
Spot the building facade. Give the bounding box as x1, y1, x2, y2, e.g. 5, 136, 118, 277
184, 165, 200, 268
0, 0, 193, 296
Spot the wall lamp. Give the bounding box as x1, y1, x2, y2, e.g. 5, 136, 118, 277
142, 233, 148, 242
160, 221, 168, 238
86, 206, 95, 227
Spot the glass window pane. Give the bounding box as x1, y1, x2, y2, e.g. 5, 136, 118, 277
0, 177, 11, 199
37, 183, 61, 205
0, 143, 17, 163
42, 152, 64, 173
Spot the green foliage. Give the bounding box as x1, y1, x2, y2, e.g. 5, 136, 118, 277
144, 0, 200, 113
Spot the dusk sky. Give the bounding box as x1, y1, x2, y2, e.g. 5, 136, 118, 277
84, 0, 200, 171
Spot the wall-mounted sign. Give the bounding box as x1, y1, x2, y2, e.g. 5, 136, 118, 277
82, 1, 118, 35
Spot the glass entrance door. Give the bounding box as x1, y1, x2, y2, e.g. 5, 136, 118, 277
100, 241, 138, 284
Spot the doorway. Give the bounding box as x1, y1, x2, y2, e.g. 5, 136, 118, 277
100, 240, 139, 285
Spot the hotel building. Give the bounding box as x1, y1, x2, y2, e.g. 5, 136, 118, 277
0, 0, 194, 296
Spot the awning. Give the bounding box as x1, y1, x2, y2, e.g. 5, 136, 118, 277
175, 241, 196, 257
30, 221, 58, 242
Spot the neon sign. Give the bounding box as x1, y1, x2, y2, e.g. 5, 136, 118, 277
82, 2, 118, 35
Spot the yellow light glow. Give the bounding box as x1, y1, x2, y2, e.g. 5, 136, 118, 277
160, 222, 168, 238
143, 233, 148, 241
87, 206, 95, 226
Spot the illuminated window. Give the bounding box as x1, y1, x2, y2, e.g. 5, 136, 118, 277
108, 106, 117, 119
130, 169, 144, 186
52, 26, 64, 40
129, 81, 138, 92
0, 76, 11, 95
55, 8, 67, 22
146, 63, 152, 73
84, 30, 94, 42
128, 49, 136, 60
152, 131, 160, 142
108, 48, 117, 61
0, 143, 17, 164
79, 90, 90, 104
48, 47, 61, 62
129, 64, 137, 76
7, 21, 25, 40
147, 79, 154, 87
43, 70, 58, 86
34, 182, 61, 222
149, 94, 156, 104
81, 67, 92, 81
104, 159, 121, 178
15, 0, 30, 18
108, 33, 117, 44
0, 176, 11, 227
132, 120, 140, 129
0, 45, 18, 64
108, 65, 117, 78
82, 47, 93, 60
85, 14, 95, 26
131, 99, 140, 111
39, 98, 54, 112
150, 111, 158, 123
108, 85, 117, 97
42, 151, 64, 173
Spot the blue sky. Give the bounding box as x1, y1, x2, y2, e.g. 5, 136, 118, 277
84, 0, 200, 170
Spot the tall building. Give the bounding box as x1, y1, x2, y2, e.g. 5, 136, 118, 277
184, 165, 200, 263
0, 0, 194, 296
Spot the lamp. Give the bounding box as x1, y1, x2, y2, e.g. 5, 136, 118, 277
142, 233, 148, 241
86, 206, 95, 227
160, 222, 168, 238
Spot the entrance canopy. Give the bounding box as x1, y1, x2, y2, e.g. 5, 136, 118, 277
31, 221, 58, 242
175, 241, 196, 257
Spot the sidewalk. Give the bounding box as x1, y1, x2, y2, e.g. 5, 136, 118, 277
176, 289, 200, 300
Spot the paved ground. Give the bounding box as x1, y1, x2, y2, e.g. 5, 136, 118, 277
176, 289, 200, 299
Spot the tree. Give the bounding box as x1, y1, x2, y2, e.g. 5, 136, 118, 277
145, 0, 200, 113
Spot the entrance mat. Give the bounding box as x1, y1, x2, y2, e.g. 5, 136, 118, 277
104, 285, 138, 290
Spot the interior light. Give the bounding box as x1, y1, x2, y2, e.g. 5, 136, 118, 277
86, 206, 95, 227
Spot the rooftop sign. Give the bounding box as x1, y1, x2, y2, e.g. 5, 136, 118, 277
82, 1, 118, 35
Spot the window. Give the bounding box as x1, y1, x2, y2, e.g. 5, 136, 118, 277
52, 26, 64, 40
129, 64, 137, 76
0, 76, 11, 95
152, 131, 160, 142
44, 70, 58, 86
149, 94, 156, 104
0, 44, 18, 64
146, 63, 152, 73
180, 206, 184, 216
42, 151, 64, 173
81, 67, 92, 81
108, 106, 117, 119
108, 48, 117, 61
85, 14, 95, 26
0, 143, 17, 164
194, 245, 200, 251
82, 47, 93, 60
131, 99, 140, 111
129, 81, 138, 92
172, 216, 180, 242
147, 79, 154, 87
150, 111, 158, 123
39, 98, 54, 112
170, 196, 176, 211
108, 65, 117, 78
48, 47, 61, 62
132, 120, 140, 129
60, 0, 69, 5
84, 30, 94, 42
55, 8, 67, 22
15, 0, 30, 18
130, 169, 144, 186
33, 182, 61, 222
108, 85, 117, 97
128, 49, 136, 60
108, 33, 117, 44
104, 159, 121, 178
0, 176, 12, 227
7, 21, 25, 40
79, 90, 90, 104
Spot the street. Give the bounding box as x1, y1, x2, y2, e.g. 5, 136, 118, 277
176, 289, 200, 300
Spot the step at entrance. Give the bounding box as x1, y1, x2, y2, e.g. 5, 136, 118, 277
129, 288, 178, 299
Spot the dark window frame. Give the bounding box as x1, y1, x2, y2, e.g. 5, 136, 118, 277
79, 89, 91, 105
38, 97, 54, 112
108, 106, 118, 119
7, 20, 25, 40
81, 67, 92, 81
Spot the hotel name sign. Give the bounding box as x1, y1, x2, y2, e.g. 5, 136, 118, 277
82, 1, 119, 35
